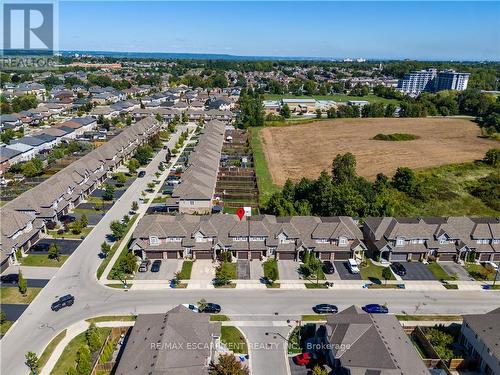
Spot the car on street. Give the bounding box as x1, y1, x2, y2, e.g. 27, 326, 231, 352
362, 304, 389, 314
183, 302, 221, 313
323, 260, 335, 274
390, 262, 407, 276
151, 260, 161, 272
347, 259, 360, 274
30, 243, 50, 252
51, 294, 75, 311
313, 304, 338, 314
0, 274, 19, 284
292, 352, 311, 366
138, 259, 151, 272
137, 171, 146, 178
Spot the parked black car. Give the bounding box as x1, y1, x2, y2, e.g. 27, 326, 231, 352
323, 260, 335, 274
390, 262, 407, 276
151, 260, 161, 272
0, 274, 19, 284
30, 243, 50, 252
137, 171, 146, 178
200, 303, 221, 314
51, 294, 75, 311
313, 304, 338, 314
362, 304, 389, 314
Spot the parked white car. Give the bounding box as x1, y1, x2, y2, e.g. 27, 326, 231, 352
347, 259, 360, 274
483, 261, 499, 272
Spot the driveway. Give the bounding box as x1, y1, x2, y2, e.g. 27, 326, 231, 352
334, 261, 362, 280
278, 261, 301, 280
29, 239, 82, 255
134, 260, 181, 281
73, 212, 104, 226
1, 304, 29, 321
190, 260, 216, 280
0, 279, 49, 288
237, 260, 250, 280
400, 262, 436, 280
250, 260, 264, 280
440, 262, 473, 281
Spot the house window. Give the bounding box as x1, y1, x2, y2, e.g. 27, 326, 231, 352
493, 239, 500, 244
315, 239, 328, 244
149, 236, 159, 246
439, 238, 447, 244
233, 236, 247, 241
339, 237, 347, 246
411, 239, 418, 244
396, 238, 404, 246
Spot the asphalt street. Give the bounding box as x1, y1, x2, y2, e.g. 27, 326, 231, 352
1, 125, 499, 375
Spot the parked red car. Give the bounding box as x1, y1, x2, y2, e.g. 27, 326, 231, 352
293, 352, 311, 366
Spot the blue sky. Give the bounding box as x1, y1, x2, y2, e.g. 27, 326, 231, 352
59, 1, 500, 60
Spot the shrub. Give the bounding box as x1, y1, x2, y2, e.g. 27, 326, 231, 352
373, 133, 420, 141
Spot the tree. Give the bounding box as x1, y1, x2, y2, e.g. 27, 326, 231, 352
209, 353, 249, 375
279, 103, 291, 118
0, 309, 6, 324
22, 158, 44, 177
131, 201, 139, 212
134, 145, 154, 165
123, 215, 130, 224
18, 270, 27, 295
103, 183, 115, 201
86, 323, 103, 353
101, 242, 111, 257
25, 351, 39, 374
115, 172, 127, 185
331, 153, 357, 185
312, 366, 328, 375
110, 220, 126, 239
198, 298, 208, 311
127, 158, 140, 174
80, 214, 88, 228
71, 219, 83, 235
75, 345, 91, 375
215, 263, 232, 286
119, 252, 137, 274
484, 148, 500, 167
315, 109, 322, 119
48, 244, 60, 261
382, 266, 393, 285
392, 167, 420, 198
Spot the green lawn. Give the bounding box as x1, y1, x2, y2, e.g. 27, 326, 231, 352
0, 321, 14, 338
99, 214, 138, 280
264, 93, 401, 106
464, 263, 496, 281
221, 326, 248, 354
250, 127, 280, 205
178, 261, 193, 279
210, 314, 230, 322
359, 260, 395, 282
47, 227, 92, 239
262, 258, 279, 287
19, 254, 68, 267
39, 330, 67, 371
427, 262, 456, 281
305, 283, 328, 289
301, 315, 327, 321
51, 327, 111, 375
396, 315, 462, 321
85, 315, 136, 324
219, 262, 237, 279
0, 287, 42, 304
73, 207, 105, 215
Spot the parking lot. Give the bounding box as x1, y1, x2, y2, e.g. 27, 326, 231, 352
134, 260, 181, 281
334, 261, 362, 280
278, 261, 301, 280
400, 262, 436, 280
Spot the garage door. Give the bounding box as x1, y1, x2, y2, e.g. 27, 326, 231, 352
335, 252, 350, 261
165, 251, 178, 259
391, 253, 408, 261
251, 252, 261, 260
279, 252, 295, 260
320, 253, 331, 260
492, 254, 500, 262
147, 252, 163, 259
478, 253, 491, 262
195, 251, 212, 259
238, 252, 249, 260
438, 253, 456, 262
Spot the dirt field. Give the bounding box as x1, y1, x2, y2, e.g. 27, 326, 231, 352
260, 118, 498, 185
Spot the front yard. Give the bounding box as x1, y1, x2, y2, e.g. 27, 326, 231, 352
427, 262, 456, 281
0, 287, 42, 304
464, 263, 496, 281
359, 260, 395, 283
18, 254, 69, 267
221, 326, 248, 354
47, 227, 93, 239
177, 261, 193, 279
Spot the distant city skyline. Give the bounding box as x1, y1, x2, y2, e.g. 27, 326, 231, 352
57, 1, 498, 61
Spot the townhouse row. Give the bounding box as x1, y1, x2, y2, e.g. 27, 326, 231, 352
0, 117, 97, 174
130, 214, 500, 263
165, 120, 226, 214
0, 117, 161, 272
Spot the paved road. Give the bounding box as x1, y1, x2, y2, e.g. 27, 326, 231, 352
1, 125, 500, 375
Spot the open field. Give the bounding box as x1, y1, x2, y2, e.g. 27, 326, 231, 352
260, 118, 498, 185
264, 93, 400, 105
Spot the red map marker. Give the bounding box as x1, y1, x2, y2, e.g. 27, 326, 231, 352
236, 207, 245, 221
